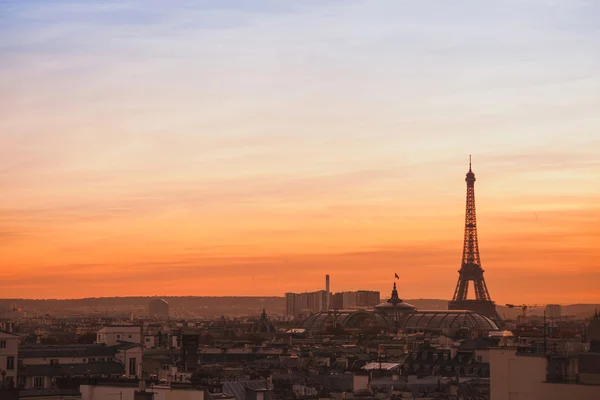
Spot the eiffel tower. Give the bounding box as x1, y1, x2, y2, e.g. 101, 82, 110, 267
448, 157, 501, 321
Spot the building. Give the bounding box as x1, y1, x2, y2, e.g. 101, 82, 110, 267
180, 333, 199, 373
97, 325, 142, 346
250, 309, 277, 335
143, 349, 179, 381
324, 291, 381, 311
17, 342, 143, 389
489, 346, 600, 400
338, 291, 380, 309
0, 330, 19, 387
356, 291, 380, 308
149, 299, 170, 319
80, 380, 206, 400
301, 282, 499, 336
588, 311, 600, 342
285, 291, 327, 317
546, 304, 562, 319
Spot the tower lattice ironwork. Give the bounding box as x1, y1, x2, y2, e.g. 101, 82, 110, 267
449, 157, 500, 321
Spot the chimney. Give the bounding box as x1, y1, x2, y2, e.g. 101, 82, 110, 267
326, 275, 330, 311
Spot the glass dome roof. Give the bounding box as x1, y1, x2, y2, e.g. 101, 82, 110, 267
400, 310, 498, 331
302, 310, 390, 331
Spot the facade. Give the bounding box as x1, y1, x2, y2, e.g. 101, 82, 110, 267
80, 382, 206, 400
356, 291, 380, 308
284, 291, 327, 317
327, 291, 381, 310
302, 283, 499, 336
0, 330, 19, 386
546, 304, 562, 319
18, 342, 143, 389
489, 347, 600, 400
97, 325, 142, 346
400, 310, 498, 334
250, 309, 277, 335
589, 311, 600, 342
339, 291, 380, 309
149, 299, 170, 319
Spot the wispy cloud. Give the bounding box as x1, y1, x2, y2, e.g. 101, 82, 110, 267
0, 0, 599, 300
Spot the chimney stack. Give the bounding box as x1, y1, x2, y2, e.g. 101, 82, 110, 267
326, 275, 330, 311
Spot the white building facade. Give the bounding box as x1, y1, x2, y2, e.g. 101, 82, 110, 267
97, 325, 142, 346
0, 331, 19, 386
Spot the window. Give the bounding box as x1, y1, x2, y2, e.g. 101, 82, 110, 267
34, 377, 45, 388
145, 338, 151, 342
117, 335, 121, 339
7, 356, 15, 370
50, 359, 59, 366
82, 359, 86, 363
0, 340, 6, 348
128, 335, 132, 338
476, 356, 482, 362
129, 358, 137, 376
89, 358, 96, 363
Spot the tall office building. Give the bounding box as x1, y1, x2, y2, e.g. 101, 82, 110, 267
328, 290, 381, 310
285, 291, 328, 317
357, 290, 381, 308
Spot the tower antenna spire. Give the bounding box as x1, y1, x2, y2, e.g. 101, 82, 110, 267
449, 159, 500, 321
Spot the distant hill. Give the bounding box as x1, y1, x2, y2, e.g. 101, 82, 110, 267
0, 296, 285, 318
1, 297, 598, 320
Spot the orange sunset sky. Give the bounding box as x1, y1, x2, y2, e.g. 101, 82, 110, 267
1, 1, 599, 303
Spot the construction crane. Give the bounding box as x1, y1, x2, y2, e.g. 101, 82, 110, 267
506, 304, 545, 318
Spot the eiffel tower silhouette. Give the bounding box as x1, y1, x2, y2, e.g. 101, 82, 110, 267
448, 157, 500, 321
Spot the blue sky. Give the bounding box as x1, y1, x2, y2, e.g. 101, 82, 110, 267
0, 0, 599, 300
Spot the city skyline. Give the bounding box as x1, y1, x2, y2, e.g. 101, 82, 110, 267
1, 0, 600, 302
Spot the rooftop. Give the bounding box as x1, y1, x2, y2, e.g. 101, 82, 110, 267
19, 361, 125, 377
19, 344, 116, 359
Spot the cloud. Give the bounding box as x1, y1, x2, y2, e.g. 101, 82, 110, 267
0, 0, 599, 300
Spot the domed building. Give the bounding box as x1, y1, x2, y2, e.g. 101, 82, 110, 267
374, 282, 417, 329
148, 298, 169, 319
250, 309, 277, 335
301, 281, 499, 336
400, 310, 498, 334
302, 310, 390, 333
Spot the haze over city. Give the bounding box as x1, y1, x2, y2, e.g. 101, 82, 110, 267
1, 0, 599, 303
